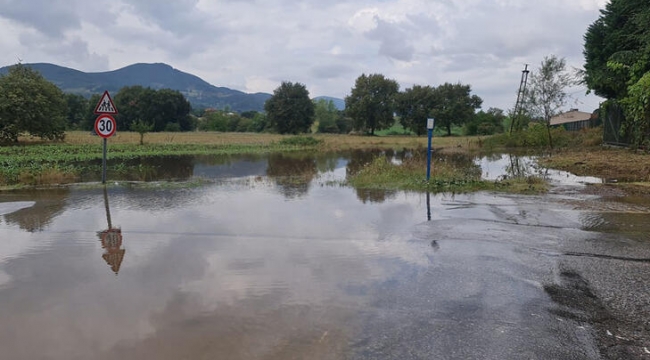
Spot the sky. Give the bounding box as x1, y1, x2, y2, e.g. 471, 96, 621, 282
0, 0, 608, 112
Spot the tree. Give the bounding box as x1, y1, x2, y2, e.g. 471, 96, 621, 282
465, 108, 506, 136
430, 83, 482, 136
130, 119, 154, 145
584, 0, 650, 147
0, 64, 67, 142
345, 74, 399, 135
314, 99, 341, 133
264, 82, 315, 134
395, 85, 436, 136
526, 55, 575, 148
583, 0, 650, 99
64, 93, 89, 130
114, 86, 192, 132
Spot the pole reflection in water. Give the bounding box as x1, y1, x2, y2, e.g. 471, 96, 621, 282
426, 192, 431, 221
98, 186, 125, 275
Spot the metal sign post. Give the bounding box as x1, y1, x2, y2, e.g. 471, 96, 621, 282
94, 114, 117, 184
93, 91, 118, 185
426, 118, 435, 181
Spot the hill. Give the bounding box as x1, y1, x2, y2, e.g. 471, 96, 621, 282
0, 63, 346, 113
0, 63, 273, 112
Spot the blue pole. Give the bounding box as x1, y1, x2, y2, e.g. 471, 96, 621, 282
426, 128, 433, 181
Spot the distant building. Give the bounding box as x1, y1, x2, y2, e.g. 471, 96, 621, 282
550, 109, 597, 131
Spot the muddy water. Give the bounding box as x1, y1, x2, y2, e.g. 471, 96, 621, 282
1, 152, 650, 359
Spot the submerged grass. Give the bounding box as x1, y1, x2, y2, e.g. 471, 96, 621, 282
347, 153, 548, 194
2, 131, 484, 188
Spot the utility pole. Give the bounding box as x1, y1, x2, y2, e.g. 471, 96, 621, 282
510, 64, 530, 134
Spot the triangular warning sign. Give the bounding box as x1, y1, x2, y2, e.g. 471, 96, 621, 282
94, 91, 118, 114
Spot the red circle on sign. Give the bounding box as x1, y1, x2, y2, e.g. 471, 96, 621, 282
95, 115, 117, 139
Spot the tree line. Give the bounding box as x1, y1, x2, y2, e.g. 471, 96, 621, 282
0, 63, 503, 143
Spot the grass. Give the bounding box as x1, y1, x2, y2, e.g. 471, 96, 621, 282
1, 131, 484, 188
347, 152, 548, 194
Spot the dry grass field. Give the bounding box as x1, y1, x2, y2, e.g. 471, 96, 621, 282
55, 131, 483, 151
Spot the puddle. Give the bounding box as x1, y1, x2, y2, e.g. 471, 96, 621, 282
476, 154, 603, 186
1, 151, 647, 359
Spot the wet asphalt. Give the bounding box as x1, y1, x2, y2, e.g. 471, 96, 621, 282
348, 191, 650, 359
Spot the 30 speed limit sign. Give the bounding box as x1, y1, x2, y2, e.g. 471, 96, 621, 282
95, 114, 117, 138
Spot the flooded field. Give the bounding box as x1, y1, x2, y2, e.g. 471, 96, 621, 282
1, 152, 649, 359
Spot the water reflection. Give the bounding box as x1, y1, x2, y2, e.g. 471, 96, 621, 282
79, 156, 195, 182
2, 189, 69, 232
0, 151, 647, 359
98, 187, 125, 275
266, 153, 318, 198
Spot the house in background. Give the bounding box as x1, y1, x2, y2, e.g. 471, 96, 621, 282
550, 109, 599, 131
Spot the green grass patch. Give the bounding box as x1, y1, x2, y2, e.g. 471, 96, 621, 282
0, 141, 322, 187
347, 153, 548, 194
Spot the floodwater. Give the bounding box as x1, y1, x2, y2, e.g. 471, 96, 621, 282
1, 152, 649, 359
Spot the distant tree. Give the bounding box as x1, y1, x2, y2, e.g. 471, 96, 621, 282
526, 55, 576, 148
200, 110, 230, 131
314, 99, 341, 133
430, 83, 483, 136
114, 86, 147, 131
64, 93, 89, 130
395, 85, 436, 136
240, 111, 259, 119
250, 112, 269, 132
114, 86, 192, 132
264, 81, 315, 134
465, 108, 506, 136
83, 93, 102, 131
130, 119, 154, 145
0, 64, 67, 142
345, 74, 399, 135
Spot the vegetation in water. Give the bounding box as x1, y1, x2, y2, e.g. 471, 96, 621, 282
347, 152, 548, 194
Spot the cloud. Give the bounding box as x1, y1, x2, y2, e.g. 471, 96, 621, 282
0, 0, 606, 111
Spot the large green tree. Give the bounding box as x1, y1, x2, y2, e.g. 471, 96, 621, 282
584, 0, 650, 146
0, 64, 67, 142
345, 74, 399, 135
430, 83, 482, 136
395, 85, 436, 136
114, 86, 192, 132
584, 0, 650, 99
264, 81, 315, 134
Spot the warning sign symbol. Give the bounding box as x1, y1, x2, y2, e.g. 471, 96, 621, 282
94, 91, 118, 115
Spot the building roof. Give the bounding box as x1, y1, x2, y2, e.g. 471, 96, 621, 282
550, 109, 592, 126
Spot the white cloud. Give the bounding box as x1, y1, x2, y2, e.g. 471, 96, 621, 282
0, 0, 606, 111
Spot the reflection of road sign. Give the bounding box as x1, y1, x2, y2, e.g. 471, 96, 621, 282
94, 91, 118, 114
95, 114, 117, 138
100, 228, 123, 249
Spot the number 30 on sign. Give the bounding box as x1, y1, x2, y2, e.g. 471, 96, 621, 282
95, 114, 117, 138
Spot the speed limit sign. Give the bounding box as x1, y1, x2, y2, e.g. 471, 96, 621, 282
95, 114, 117, 138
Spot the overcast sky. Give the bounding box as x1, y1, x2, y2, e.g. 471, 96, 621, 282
0, 0, 607, 111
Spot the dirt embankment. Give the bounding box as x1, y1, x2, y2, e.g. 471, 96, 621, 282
541, 147, 650, 196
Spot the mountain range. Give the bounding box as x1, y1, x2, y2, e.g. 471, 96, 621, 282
0, 63, 345, 113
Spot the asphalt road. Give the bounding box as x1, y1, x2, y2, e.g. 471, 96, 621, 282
348, 190, 650, 359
